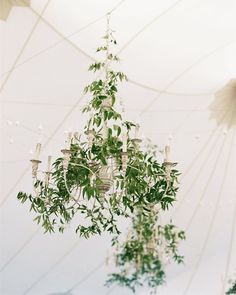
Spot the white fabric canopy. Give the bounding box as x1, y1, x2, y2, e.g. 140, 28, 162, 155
1, 1, 236, 294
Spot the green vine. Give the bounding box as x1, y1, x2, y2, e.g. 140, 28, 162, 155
106, 204, 185, 292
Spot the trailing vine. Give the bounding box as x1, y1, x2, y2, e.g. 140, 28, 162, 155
106, 204, 185, 292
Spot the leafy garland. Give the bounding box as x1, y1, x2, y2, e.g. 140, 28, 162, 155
106, 184, 185, 293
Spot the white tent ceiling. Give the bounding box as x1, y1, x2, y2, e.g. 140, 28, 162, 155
1, 0, 236, 294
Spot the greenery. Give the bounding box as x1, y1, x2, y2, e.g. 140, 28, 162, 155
106, 204, 185, 292
16, 17, 186, 294
227, 281, 236, 294
17, 20, 180, 242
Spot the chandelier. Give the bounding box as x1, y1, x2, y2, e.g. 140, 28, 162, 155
17, 16, 179, 239
106, 204, 185, 292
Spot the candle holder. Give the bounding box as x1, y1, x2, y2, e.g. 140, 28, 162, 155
30, 159, 42, 179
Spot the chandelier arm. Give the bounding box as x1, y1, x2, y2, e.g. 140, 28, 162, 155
69, 162, 96, 175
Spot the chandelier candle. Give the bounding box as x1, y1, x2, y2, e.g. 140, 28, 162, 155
122, 131, 127, 152
34, 143, 41, 161
164, 145, 170, 162
47, 155, 52, 172
66, 132, 72, 150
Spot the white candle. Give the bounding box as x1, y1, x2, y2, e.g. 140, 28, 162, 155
66, 132, 72, 150
122, 132, 127, 152
164, 145, 170, 162
34, 143, 41, 160
47, 155, 52, 172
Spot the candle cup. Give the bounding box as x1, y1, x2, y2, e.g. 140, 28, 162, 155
34, 143, 41, 160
